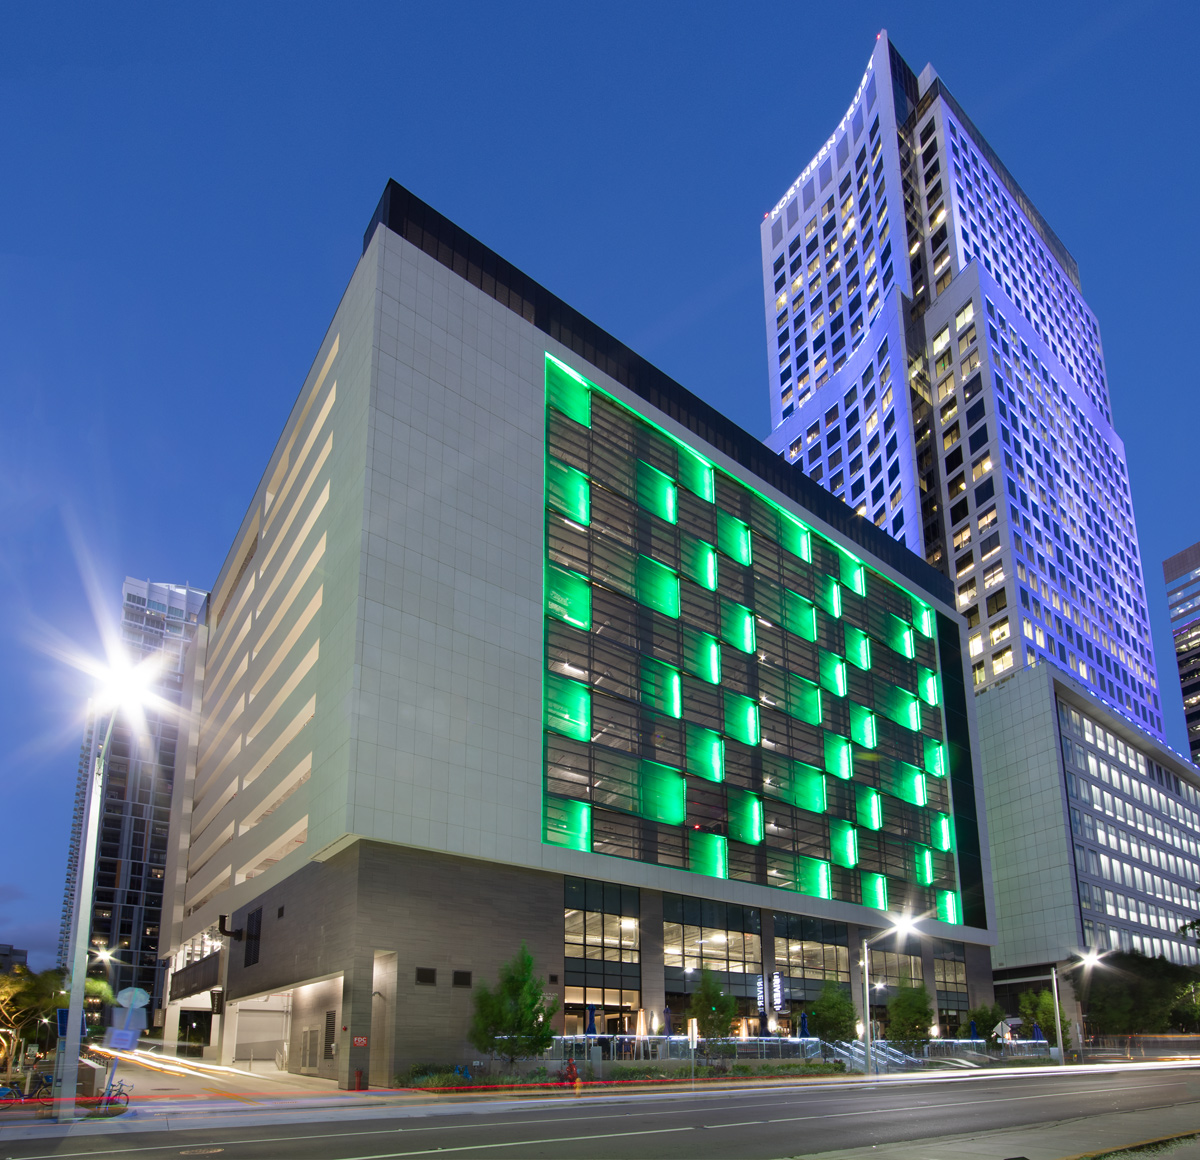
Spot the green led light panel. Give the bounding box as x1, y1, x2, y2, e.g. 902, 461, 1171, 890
541, 353, 964, 925
830, 818, 858, 868
547, 457, 590, 525
691, 832, 728, 879
717, 510, 752, 565
681, 536, 719, 591
546, 565, 591, 631
721, 600, 756, 653
686, 724, 725, 782
637, 460, 678, 525
682, 627, 721, 684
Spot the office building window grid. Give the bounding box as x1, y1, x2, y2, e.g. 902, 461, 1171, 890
541, 354, 962, 924
1059, 700, 1200, 964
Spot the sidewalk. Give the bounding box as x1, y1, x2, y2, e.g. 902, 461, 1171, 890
807, 1099, 1200, 1159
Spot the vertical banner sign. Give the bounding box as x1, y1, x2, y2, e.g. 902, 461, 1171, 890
756, 974, 766, 1014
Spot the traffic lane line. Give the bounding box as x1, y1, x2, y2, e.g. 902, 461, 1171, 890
325, 1083, 1190, 1160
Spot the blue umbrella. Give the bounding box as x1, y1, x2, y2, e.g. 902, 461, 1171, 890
800, 1011, 810, 1038
663, 1007, 671, 1035
585, 1004, 597, 1036
970, 1019, 978, 1039
1032, 1021, 1044, 1042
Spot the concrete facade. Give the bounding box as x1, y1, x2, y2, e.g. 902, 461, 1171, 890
160, 184, 997, 1082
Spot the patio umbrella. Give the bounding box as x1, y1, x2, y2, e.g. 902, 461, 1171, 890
1032, 1021, 1044, 1041
663, 1006, 671, 1035
969, 1019, 978, 1039
800, 1011, 810, 1038
585, 1004, 597, 1035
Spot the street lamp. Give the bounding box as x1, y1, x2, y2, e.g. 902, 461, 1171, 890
56, 651, 165, 1122
860, 914, 918, 1077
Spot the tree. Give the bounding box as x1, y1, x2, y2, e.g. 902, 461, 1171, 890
806, 980, 857, 1059
468, 944, 559, 1066
687, 968, 737, 1044
885, 983, 933, 1056
958, 1002, 1007, 1042
1017, 988, 1070, 1049
0, 968, 114, 1078
1073, 951, 1198, 1035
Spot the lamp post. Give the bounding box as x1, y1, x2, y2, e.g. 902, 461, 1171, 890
860, 915, 918, 1077
55, 655, 161, 1122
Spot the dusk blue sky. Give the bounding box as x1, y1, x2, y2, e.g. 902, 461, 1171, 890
3, 3, 1197, 968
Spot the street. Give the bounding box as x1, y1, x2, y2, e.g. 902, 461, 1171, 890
2, 1063, 1199, 1158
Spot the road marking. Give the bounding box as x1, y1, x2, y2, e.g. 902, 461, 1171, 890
332, 1126, 694, 1158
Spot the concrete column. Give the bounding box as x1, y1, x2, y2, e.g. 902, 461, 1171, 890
920, 938, 939, 1035
217, 1005, 236, 1066
338, 951, 375, 1090
759, 909, 777, 1028
639, 890, 665, 1031
848, 923, 866, 1024
369, 952, 397, 1087
161, 1002, 181, 1057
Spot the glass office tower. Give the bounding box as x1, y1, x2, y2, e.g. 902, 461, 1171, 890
1164, 542, 1200, 762
58, 578, 207, 1008
758, 32, 1162, 740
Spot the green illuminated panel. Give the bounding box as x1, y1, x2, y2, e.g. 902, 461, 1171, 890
546, 457, 590, 525
729, 788, 765, 845
682, 626, 721, 684
686, 723, 724, 782
797, 855, 832, 899
546, 355, 591, 426
849, 703, 877, 749
636, 555, 680, 618
544, 796, 591, 852
546, 564, 591, 631
640, 760, 686, 825
819, 650, 848, 697
915, 845, 934, 887
546, 672, 591, 741
845, 624, 872, 670
763, 757, 826, 813
918, 665, 940, 707
924, 737, 946, 777
690, 831, 728, 879
932, 812, 953, 852
637, 460, 678, 524
886, 759, 928, 807
824, 733, 853, 780
782, 589, 817, 641
641, 657, 682, 719
778, 511, 812, 562
878, 684, 921, 731
678, 447, 715, 502
913, 599, 935, 639
784, 673, 821, 725
840, 553, 866, 597
830, 818, 858, 868
937, 889, 961, 925
861, 871, 888, 911
717, 510, 752, 565
721, 599, 756, 653
856, 785, 883, 830
816, 573, 842, 619
724, 692, 760, 745
681, 535, 718, 591
885, 612, 916, 660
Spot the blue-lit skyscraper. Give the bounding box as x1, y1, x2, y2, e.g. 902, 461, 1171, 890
758, 31, 1162, 738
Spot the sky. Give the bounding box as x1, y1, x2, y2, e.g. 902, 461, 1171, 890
2, 2, 1198, 969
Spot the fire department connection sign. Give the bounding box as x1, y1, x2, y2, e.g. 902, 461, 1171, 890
353, 1036, 368, 1047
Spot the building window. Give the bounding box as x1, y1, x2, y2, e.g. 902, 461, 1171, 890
452, 971, 472, 988
243, 908, 262, 968
415, 967, 437, 986
663, 894, 762, 975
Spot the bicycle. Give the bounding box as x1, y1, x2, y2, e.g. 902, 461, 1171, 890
98, 1077, 133, 1112
0, 1073, 53, 1109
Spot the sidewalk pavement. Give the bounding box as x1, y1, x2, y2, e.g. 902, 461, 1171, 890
805, 1099, 1200, 1159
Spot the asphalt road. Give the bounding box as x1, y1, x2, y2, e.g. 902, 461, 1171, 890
4, 1066, 1199, 1159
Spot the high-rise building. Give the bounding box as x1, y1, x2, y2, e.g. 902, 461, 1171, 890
1164, 543, 1200, 763
976, 661, 1200, 1035
58, 578, 207, 1005
758, 32, 1162, 740
158, 182, 996, 1083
